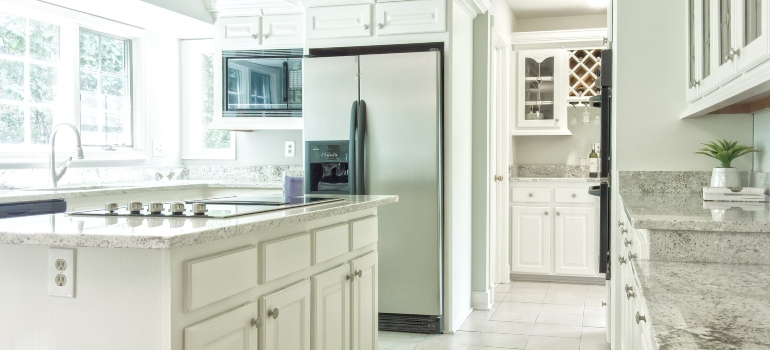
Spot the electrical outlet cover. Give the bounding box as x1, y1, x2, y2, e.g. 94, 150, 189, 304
48, 248, 76, 298
152, 140, 165, 157
285, 141, 295, 157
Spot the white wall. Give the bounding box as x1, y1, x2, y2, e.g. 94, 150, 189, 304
755, 109, 770, 172
183, 130, 305, 166
490, 0, 515, 34
513, 108, 601, 164
615, 0, 754, 171
140, 0, 213, 24
515, 14, 606, 32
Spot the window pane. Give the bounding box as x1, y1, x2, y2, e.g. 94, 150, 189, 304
0, 59, 24, 101
0, 13, 26, 57
202, 53, 230, 149
100, 36, 125, 74
0, 104, 24, 144
79, 30, 100, 70
29, 20, 59, 62
101, 74, 124, 96
30, 107, 52, 144
30, 64, 57, 103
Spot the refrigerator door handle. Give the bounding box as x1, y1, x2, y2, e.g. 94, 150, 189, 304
349, 101, 358, 195
357, 100, 367, 195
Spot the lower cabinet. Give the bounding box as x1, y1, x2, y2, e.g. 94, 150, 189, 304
260, 280, 311, 350
311, 264, 351, 350
184, 302, 260, 350
350, 251, 378, 350
510, 206, 551, 274
553, 206, 596, 276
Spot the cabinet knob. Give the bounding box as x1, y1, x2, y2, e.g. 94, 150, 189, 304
263, 33, 269, 39
251, 34, 258, 39
251, 318, 261, 328
555, 118, 560, 122
572, 193, 577, 198
556, 212, 560, 216
529, 193, 534, 197
626, 290, 635, 299
625, 284, 633, 292
601, 301, 607, 307
377, 23, 384, 29
346, 274, 352, 280
494, 175, 503, 181
355, 269, 363, 278
544, 211, 549, 216
624, 238, 633, 247
268, 308, 279, 319
621, 228, 628, 234
363, 24, 369, 30
618, 221, 625, 227
635, 311, 646, 324
618, 256, 627, 265
628, 252, 638, 260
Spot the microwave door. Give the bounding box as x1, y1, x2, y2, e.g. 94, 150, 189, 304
226, 58, 289, 111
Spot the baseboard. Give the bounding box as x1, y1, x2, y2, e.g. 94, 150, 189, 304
471, 291, 493, 310
448, 307, 474, 333
509, 273, 606, 285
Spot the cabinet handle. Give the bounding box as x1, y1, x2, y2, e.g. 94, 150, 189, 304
267, 308, 279, 319
621, 228, 628, 234
572, 193, 577, 198
555, 118, 560, 122
263, 33, 269, 39
251, 34, 258, 39
346, 274, 352, 280
618, 221, 625, 227
624, 238, 633, 247
618, 256, 627, 265
625, 285, 633, 292
628, 252, 638, 260
544, 211, 549, 216
529, 193, 534, 197
377, 23, 384, 29
626, 289, 635, 299
355, 270, 363, 278
251, 318, 261, 328
601, 301, 607, 307
635, 311, 646, 324
556, 212, 560, 216
363, 24, 369, 30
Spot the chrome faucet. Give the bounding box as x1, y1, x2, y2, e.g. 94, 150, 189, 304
49, 123, 84, 188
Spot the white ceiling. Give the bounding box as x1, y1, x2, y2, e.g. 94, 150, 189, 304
507, 0, 608, 19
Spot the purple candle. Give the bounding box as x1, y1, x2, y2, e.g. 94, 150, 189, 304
283, 171, 303, 198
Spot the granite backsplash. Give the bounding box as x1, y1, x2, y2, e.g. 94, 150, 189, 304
618, 171, 769, 194
513, 164, 588, 178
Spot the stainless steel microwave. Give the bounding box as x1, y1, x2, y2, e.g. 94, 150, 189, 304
222, 49, 303, 118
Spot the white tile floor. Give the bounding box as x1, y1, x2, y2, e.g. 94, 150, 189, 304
378, 281, 610, 350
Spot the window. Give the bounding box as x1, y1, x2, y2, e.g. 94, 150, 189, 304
0, 12, 59, 146
181, 39, 234, 159
79, 29, 132, 147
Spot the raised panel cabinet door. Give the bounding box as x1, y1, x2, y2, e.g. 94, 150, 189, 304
311, 264, 352, 350
510, 206, 551, 274
553, 206, 596, 276
350, 251, 378, 350
260, 280, 311, 350
184, 301, 258, 350
374, 0, 446, 36
262, 15, 304, 47
218, 16, 261, 48
306, 5, 373, 40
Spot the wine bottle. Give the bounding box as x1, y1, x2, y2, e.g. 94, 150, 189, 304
588, 144, 599, 178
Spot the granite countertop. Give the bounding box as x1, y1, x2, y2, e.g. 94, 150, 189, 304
0, 181, 282, 204
620, 192, 770, 232
0, 195, 397, 249
511, 177, 606, 183
632, 259, 770, 350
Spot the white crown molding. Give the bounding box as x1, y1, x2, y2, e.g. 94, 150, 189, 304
205, 0, 303, 18
510, 28, 607, 50
454, 0, 489, 18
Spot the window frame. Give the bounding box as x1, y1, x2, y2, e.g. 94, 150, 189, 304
180, 39, 236, 160
0, 0, 146, 162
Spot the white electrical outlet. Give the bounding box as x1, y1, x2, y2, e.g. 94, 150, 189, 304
48, 248, 76, 298
152, 140, 165, 157
285, 141, 295, 157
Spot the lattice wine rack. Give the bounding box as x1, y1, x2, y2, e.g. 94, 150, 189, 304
567, 49, 602, 101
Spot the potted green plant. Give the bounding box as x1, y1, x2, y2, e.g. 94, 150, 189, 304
695, 139, 760, 187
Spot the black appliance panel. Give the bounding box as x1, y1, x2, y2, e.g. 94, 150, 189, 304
306, 140, 351, 194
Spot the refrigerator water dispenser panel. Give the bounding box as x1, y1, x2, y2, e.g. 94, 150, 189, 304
306, 140, 351, 195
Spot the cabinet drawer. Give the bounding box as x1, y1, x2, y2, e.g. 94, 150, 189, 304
554, 188, 597, 203
185, 246, 258, 312
261, 233, 312, 283
350, 216, 378, 250
312, 223, 350, 265
511, 187, 551, 202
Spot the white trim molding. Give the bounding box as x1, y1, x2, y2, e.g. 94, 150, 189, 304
471, 290, 493, 311
510, 28, 607, 50
453, 0, 489, 19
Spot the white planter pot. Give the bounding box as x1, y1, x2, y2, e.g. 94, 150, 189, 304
710, 167, 741, 188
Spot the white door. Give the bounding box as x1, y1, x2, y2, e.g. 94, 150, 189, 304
184, 302, 259, 350
510, 206, 551, 274
262, 15, 303, 47
260, 280, 311, 350
553, 206, 596, 276
350, 251, 378, 350
490, 30, 510, 285
305, 5, 373, 40
218, 16, 261, 48
311, 264, 351, 350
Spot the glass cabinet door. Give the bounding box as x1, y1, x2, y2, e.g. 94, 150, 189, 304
735, 0, 769, 71
514, 49, 569, 135
523, 54, 555, 121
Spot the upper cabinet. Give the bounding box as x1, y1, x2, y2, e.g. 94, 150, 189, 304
510, 29, 606, 136
217, 14, 304, 50
683, 0, 770, 117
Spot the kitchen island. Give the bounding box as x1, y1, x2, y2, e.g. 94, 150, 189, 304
0, 194, 396, 350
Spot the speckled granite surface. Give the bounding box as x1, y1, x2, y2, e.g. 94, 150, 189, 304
648, 230, 770, 264
511, 177, 605, 183
0, 195, 397, 249
515, 164, 588, 178
633, 259, 770, 350
751, 171, 770, 194
620, 193, 770, 232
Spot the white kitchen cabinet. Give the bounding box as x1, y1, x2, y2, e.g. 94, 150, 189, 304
218, 16, 262, 48
262, 15, 304, 47
184, 302, 259, 350
374, 0, 446, 36
217, 14, 304, 50
513, 49, 570, 136
259, 280, 312, 350
306, 5, 373, 40
311, 264, 352, 350
350, 251, 378, 350
553, 206, 596, 276
712, 0, 770, 85
510, 206, 552, 274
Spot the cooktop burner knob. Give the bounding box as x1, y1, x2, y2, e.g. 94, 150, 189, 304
105, 202, 119, 213
170, 202, 186, 215
127, 202, 143, 214
148, 202, 165, 214
192, 203, 208, 215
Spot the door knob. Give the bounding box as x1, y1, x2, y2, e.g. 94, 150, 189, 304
494, 175, 503, 181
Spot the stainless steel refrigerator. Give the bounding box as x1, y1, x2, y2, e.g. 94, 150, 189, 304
304, 51, 444, 333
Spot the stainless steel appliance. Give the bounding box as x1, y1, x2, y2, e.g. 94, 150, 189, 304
304, 50, 443, 333
305, 140, 351, 195
222, 49, 303, 118
67, 197, 344, 219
